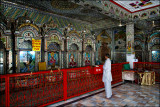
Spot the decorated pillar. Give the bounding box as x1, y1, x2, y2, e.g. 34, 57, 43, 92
126, 22, 135, 69
11, 21, 16, 73
40, 26, 45, 62
111, 28, 114, 62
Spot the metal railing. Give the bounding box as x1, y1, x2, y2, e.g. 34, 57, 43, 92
133, 62, 160, 82
0, 63, 124, 106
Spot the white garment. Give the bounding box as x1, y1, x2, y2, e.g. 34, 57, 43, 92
104, 81, 112, 98
102, 58, 112, 82
102, 58, 112, 98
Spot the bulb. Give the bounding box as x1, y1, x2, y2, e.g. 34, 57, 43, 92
119, 20, 122, 26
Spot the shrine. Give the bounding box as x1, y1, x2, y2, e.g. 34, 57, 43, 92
0, 0, 160, 106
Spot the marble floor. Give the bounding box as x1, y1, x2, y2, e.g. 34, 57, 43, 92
54, 82, 160, 107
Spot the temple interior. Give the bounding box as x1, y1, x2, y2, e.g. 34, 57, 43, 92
0, 0, 160, 107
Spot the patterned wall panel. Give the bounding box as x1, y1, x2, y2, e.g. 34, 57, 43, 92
148, 32, 160, 49
126, 23, 134, 54
113, 52, 126, 63
152, 50, 160, 62
114, 29, 126, 51
132, 6, 160, 20
134, 34, 145, 49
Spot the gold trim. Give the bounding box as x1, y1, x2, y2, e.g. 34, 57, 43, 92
69, 30, 80, 37
97, 30, 111, 42
18, 23, 39, 31
148, 34, 160, 42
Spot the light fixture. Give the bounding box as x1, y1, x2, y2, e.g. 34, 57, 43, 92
152, 20, 155, 27
119, 20, 122, 27
82, 26, 87, 33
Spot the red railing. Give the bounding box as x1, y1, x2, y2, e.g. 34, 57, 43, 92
111, 63, 123, 84
0, 63, 124, 107
0, 75, 6, 106
134, 62, 160, 82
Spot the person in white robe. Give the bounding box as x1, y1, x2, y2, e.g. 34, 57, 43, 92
102, 54, 112, 98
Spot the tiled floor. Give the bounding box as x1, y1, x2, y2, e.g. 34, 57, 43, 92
62, 82, 160, 107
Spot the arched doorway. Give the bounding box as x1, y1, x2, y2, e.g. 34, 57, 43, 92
68, 43, 79, 68
101, 42, 111, 62
85, 45, 93, 66
45, 28, 64, 69
66, 31, 82, 68
17, 26, 39, 73
48, 42, 60, 69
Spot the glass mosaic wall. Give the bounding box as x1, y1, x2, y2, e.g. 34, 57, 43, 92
113, 52, 126, 63
152, 51, 160, 62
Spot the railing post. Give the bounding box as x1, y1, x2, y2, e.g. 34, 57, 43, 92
5, 76, 10, 107
63, 70, 67, 101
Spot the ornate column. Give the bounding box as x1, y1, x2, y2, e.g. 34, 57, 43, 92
40, 25, 45, 62
11, 20, 16, 73
82, 33, 85, 67
111, 28, 115, 63
126, 22, 135, 69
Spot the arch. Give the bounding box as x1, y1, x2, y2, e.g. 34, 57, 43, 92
149, 32, 160, 42
151, 44, 160, 50
97, 30, 111, 43
141, 13, 147, 17
120, 11, 124, 17
134, 38, 144, 49
125, 13, 128, 17
48, 42, 60, 51
18, 23, 39, 31
150, 10, 157, 15
116, 8, 119, 14
19, 40, 32, 50
134, 34, 144, 40
46, 28, 63, 39
68, 43, 79, 68
134, 45, 142, 50
69, 43, 79, 51
86, 45, 93, 52
133, 15, 139, 19
109, 6, 114, 13
18, 24, 40, 38
68, 30, 81, 38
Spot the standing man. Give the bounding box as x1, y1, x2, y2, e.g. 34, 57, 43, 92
102, 54, 112, 99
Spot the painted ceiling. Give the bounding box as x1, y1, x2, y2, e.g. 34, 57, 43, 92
1, 0, 160, 30
111, 0, 160, 13
3, 0, 111, 23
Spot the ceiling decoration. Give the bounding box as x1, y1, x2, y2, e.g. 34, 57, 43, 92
4, 0, 111, 24
51, 0, 79, 10
110, 0, 160, 13
1, 0, 160, 30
